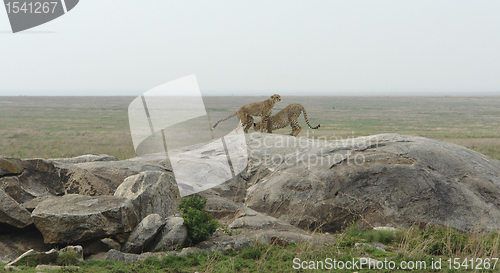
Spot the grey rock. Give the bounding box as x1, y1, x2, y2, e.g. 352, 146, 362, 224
32, 194, 138, 244
0, 177, 22, 205
58, 167, 113, 196
106, 249, 140, 263
178, 247, 203, 256
122, 214, 165, 254
71, 156, 171, 191
229, 209, 290, 230
148, 217, 187, 252
35, 265, 80, 271
51, 154, 119, 164
371, 242, 387, 252
21, 196, 52, 213
203, 176, 248, 204
82, 238, 121, 255
256, 231, 315, 246
0, 187, 33, 228
114, 171, 180, 221
0, 159, 64, 204
201, 194, 247, 225
0, 158, 23, 177
101, 238, 122, 251
245, 133, 500, 232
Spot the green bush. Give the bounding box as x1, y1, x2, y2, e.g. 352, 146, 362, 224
179, 195, 218, 246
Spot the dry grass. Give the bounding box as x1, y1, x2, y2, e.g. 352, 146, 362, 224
1, 96, 500, 160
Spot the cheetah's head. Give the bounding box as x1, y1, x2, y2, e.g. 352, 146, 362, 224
270, 94, 281, 102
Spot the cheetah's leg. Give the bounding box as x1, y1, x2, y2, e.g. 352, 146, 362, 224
237, 112, 250, 134
291, 119, 302, 137
243, 115, 254, 134
263, 116, 273, 133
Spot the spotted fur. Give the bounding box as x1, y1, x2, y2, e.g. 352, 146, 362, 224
253, 103, 320, 136
212, 94, 281, 133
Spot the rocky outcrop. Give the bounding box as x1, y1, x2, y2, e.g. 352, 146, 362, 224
122, 214, 165, 254
114, 171, 180, 221
0, 154, 178, 262
243, 133, 500, 233
32, 194, 138, 244
3, 133, 500, 264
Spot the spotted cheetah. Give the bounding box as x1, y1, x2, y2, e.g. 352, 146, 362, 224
253, 103, 320, 136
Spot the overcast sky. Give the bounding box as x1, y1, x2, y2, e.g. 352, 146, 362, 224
1, 0, 499, 96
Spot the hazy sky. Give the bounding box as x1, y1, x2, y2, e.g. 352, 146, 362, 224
1, 0, 499, 96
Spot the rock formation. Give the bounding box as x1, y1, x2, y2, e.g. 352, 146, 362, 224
2, 133, 500, 264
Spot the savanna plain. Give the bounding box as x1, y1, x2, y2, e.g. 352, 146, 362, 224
1, 95, 500, 272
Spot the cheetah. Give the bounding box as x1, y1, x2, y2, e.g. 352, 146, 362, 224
253, 103, 320, 136
212, 94, 281, 133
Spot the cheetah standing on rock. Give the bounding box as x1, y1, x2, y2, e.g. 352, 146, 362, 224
212, 94, 281, 133
253, 103, 320, 137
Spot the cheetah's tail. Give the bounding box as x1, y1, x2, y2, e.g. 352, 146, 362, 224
212, 112, 237, 129
302, 107, 321, 130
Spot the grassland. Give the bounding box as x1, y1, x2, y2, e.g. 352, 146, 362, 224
1, 95, 500, 160
0, 97, 135, 159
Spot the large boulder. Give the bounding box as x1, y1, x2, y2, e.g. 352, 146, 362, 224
0, 159, 64, 204
122, 214, 165, 254
0, 158, 23, 177
244, 133, 500, 233
52, 155, 172, 196
0, 187, 33, 228
114, 171, 180, 221
58, 167, 113, 196
147, 217, 187, 252
69, 156, 171, 191
32, 194, 138, 244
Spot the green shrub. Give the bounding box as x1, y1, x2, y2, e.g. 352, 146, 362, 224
179, 195, 218, 246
